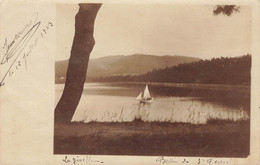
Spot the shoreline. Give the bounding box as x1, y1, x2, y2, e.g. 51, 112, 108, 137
56, 81, 250, 92
107, 81, 250, 92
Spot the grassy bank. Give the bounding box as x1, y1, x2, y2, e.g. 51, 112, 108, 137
54, 119, 249, 157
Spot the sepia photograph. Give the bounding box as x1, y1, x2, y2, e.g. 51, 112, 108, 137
54, 3, 251, 157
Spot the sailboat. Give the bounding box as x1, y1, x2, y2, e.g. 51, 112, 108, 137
136, 84, 153, 103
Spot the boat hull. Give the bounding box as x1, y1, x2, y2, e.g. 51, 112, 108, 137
140, 99, 154, 103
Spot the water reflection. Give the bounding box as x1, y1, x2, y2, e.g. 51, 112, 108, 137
55, 83, 249, 124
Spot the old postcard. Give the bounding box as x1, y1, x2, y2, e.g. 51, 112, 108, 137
0, 0, 260, 165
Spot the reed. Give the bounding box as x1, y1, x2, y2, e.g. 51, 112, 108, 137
82, 101, 249, 125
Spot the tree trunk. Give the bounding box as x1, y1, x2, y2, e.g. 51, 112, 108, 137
55, 4, 102, 123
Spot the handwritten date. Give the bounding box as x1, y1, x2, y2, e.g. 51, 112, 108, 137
156, 157, 232, 165
0, 12, 54, 87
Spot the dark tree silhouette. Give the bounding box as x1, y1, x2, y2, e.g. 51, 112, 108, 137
213, 5, 240, 16
55, 4, 102, 123
94, 55, 251, 85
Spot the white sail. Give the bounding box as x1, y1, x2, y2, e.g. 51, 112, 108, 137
143, 85, 151, 99
136, 92, 142, 100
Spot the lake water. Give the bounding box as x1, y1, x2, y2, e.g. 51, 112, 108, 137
55, 83, 250, 124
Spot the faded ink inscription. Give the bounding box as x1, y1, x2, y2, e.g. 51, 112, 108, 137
62, 156, 104, 164
156, 157, 232, 165
0, 12, 53, 86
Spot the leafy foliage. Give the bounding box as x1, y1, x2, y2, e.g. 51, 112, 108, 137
213, 5, 240, 16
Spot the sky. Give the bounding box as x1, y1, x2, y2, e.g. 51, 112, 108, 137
56, 4, 251, 60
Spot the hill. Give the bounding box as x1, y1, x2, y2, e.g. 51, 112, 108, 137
94, 55, 251, 85
55, 54, 200, 82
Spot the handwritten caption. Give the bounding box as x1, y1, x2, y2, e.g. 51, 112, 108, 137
156, 156, 233, 165
60, 155, 232, 164
0, 12, 54, 86
62, 156, 104, 164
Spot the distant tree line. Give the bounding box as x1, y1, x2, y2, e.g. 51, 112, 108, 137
93, 54, 251, 85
